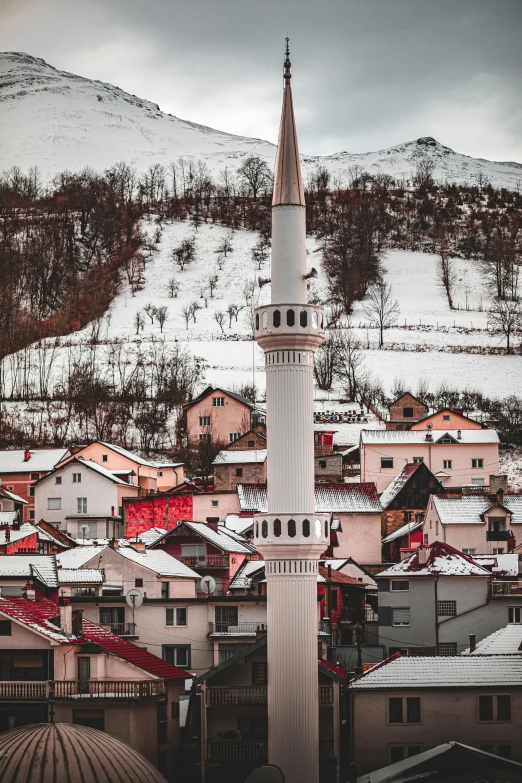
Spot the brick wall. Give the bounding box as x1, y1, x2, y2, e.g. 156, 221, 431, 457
214, 462, 266, 491
382, 508, 424, 537
124, 493, 196, 537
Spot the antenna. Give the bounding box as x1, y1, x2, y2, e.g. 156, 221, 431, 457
79, 524, 89, 539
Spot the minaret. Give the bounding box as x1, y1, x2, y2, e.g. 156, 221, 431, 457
253, 40, 328, 783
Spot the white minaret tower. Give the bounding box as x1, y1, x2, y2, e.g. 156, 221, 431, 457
253, 39, 328, 783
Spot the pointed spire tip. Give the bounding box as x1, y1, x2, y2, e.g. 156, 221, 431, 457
284, 36, 291, 83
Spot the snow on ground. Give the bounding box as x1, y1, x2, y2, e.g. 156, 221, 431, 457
500, 449, 522, 493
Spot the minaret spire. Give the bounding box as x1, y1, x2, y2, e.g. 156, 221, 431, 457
272, 37, 305, 208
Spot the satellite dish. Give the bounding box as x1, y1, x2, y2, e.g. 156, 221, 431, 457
79, 524, 89, 538
126, 589, 144, 608
245, 766, 285, 783
198, 576, 216, 595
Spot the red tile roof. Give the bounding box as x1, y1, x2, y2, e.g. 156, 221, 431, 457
318, 658, 346, 681
318, 566, 366, 587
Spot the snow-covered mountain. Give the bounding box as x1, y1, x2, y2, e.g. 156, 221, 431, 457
1, 51, 522, 189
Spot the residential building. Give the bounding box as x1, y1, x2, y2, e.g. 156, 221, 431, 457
410, 408, 486, 431
183, 386, 265, 445
376, 542, 522, 656
379, 462, 445, 543
461, 624, 522, 655
212, 450, 267, 491
196, 636, 346, 783
349, 655, 522, 773
33, 457, 140, 538
226, 424, 267, 451
238, 483, 383, 563
386, 393, 428, 431
424, 492, 521, 554
382, 520, 424, 563
360, 429, 499, 493
0, 553, 59, 600
0, 595, 189, 776
0, 484, 28, 521
0, 448, 69, 522
0, 523, 39, 554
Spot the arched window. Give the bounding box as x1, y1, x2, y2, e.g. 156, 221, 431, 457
288, 519, 296, 537
312, 311, 318, 329
273, 310, 281, 328
262, 311, 268, 329
300, 310, 308, 327
255, 521, 259, 537
287, 309, 295, 327
255, 313, 259, 330
303, 518, 310, 537
324, 520, 328, 538
273, 518, 281, 537
262, 520, 268, 538
315, 519, 322, 538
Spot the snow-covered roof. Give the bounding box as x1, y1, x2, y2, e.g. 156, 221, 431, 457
58, 568, 104, 584
379, 463, 424, 509
0, 523, 38, 546
376, 541, 491, 578
473, 553, 519, 577
213, 450, 267, 465
153, 521, 253, 554
0, 487, 28, 504
0, 512, 19, 525
0, 596, 74, 643
461, 625, 522, 656
382, 518, 424, 544
0, 554, 58, 587
360, 429, 499, 444
57, 546, 106, 568
237, 483, 381, 514
433, 494, 522, 525
0, 448, 68, 473
98, 441, 158, 468
223, 514, 254, 536
73, 458, 133, 486
117, 547, 199, 578
228, 559, 265, 591
350, 653, 522, 689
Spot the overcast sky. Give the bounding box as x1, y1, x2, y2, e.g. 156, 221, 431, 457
2, 0, 521, 161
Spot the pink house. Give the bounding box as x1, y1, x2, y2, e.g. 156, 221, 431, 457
360, 429, 499, 493
183, 386, 265, 446
409, 408, 485, 431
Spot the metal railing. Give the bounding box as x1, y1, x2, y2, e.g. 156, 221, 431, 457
100, 623, 137, 636
208, 622, 267, 635
196, 588, 226, 598
489, 581, 522, 597
206, 740, 267, 761
179, 554, 229, 568
207, 686, 267, 705
0, 680, 165, 700
486, 530, 511, 541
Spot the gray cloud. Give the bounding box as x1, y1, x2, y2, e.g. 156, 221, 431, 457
1, 0, 521, 161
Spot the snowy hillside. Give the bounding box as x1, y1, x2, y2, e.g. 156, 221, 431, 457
2, 51, 522, 189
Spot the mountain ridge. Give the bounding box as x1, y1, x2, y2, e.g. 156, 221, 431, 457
1, 51, 521, 188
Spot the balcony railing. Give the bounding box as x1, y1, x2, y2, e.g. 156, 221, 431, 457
207, 686, 267, 705
196, 588, 226, 598
0, 680, 165, 700
179, 554, 229, 568
99, 623, 137, 637
208, 622, 267, 636
486, 530, 511, 541
489, 581, 522, 597
207, 740, 267, 762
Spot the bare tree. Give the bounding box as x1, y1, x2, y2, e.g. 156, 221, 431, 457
314, 332, 338, 390
227, 304, 240, 328
216, 254, 225, 271
208, 274, 218, 298
181, 305, 192, 330
242, 279, 256, 307
436, 227, 456, 308
336, 327, 365, 400
189, 301, 201, 323
144, 303, 156, 324
237, 155, 273, 199
214, 310, 226, 336
156, 306, 168, 333
488, 297, 522, 354
215, 235, 233, 258
168, 277, 180, 298
134, 310, 144, 335
363, 282, 400, 348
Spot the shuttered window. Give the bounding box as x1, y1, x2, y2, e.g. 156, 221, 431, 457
392, 608, 410, 626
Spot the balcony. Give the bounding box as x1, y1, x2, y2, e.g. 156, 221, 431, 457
489, 581, 522, 597
0, 680, 165, 700
208, 622, 267, 636
179, 554, 229, 568
206, 685, 333, 706
100, 622, 137, 638
205, 739, 335, 762
487, 530, 511, 542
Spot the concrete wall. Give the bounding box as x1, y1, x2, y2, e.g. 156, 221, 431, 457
335, 513, 382, 562
35, 462, 120, 526
192, 492, 240, 522
378, 577, 437, 653
351, 688, 522, 774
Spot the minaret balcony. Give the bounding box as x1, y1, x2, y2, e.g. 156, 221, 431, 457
254, 303, 325, 351
253, 512, 330, 559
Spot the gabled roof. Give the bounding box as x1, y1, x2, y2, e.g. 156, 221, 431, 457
0, 448, 68, 473
318, 565, 366, 587
382, 518, 424, 544
376, 541, 491, 578
150, 521, 253, 554
0, 486, 28, 504
223, 514, 254, 536
472, 553, 519, 577
228, 559, 266, 591
58, 568, 104, 584
0, 523, 38, 546
0, 554, 58, 587
237, 483, 382, 514
432, 494, 522, 525
389, 392, 426, 408
461, 625, 522, 656
57, 544, 199, 578
213, 450, 267, 465
350, 653, 522, 690
183, 385, 256, 411
34, 519, 76, 549
98, 442, 159, 468
34, 457, 134, 487
379, 463, 423, 509
360, 429, 499, 444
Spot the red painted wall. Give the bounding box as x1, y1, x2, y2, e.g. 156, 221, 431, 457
124, 494, 194, 538
0, 533, 38, 554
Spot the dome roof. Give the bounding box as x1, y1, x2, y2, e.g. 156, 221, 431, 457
0, 723, 168, 783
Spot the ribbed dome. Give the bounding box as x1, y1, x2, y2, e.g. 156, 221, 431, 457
0, 723, 168, 783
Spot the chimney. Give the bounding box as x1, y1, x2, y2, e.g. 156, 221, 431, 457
469, 634, 476, 653
111, 506, 115, 517
23, 449, 31, 462
59, 600, 73, 636
206, 517, 219, 532
457, 429, 462, 440
490, 474, 508, 495
417, 545, 429, 565
132, 541, 146, 551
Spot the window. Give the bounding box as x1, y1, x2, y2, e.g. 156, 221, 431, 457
288, 518, 296, 537
273, 310, 281, 327
199, 416, 211, 426
300, 310, 307, 327
163, 646, 190, 668
392, 608, 410, 626
102, 454, 108, 462
390, 746, 422, 764
161, 582, 169, 600
442, 415, 450, 421
229, 432, 241, 442
443, 460, 452, 469
72, 473, 81, 483
413, 457, 423, 463
252, 662, 267, 686
0, 621, 12, 636
55, 476, 62, 485
211, 500, 218, 508
472, 458, 484, 469
29, 486, 35, 497
319, 460, 327, 469
77, 498, 87, 514
199, 433, 211, 442
391, 580, 409, 592
437, 601, 456, 617
479, 744, 511, 759
215, 606, 238, 629
463, 549, 476, 556
472, 478, 485, 486
509, 607, 522, 624
493, 548, 504, 554
286, 309, 295, 327
235, 468, 243, 477
100, 607, 124, 627
437, 642, 457, 656
135, 578, 143, 587
247, 440, 255, 447
29, 510, 35, 521
212, 397, 225, 407
403, 408, 414, 417
479, 695, 511, 722
48, 498, 61, 510
166, 607, 187, 627
389, 697, 421, 723
381, 457, 394, 469
30, 473, 39, 480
